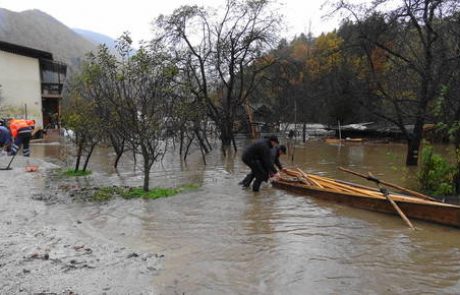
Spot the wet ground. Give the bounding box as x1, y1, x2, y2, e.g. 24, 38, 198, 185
1, 137, 460, 294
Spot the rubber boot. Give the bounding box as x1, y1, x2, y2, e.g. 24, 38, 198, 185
239, 173, 254, 188
252, 178, 262, 192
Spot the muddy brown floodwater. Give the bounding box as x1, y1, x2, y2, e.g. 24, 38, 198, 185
1, 137, 460, 294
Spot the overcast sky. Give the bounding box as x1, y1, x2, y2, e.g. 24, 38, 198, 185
0, 0, 340, 44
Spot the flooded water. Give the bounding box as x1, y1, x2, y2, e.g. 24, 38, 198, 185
5, 138, 460, 294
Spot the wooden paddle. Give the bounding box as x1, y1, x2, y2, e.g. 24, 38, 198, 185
338, 167, 436, 201
339, 167, 417, 229
368, 172, 415, 230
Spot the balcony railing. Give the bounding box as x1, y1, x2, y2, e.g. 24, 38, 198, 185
40, 60, 66, 81
40, 59, 66, 97
42, 83, 63, 97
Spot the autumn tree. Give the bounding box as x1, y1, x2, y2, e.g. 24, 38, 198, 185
249, 36, 309, 124
306, 31, 365, 125
251, 31, 368, 130
332, 0, 460, 165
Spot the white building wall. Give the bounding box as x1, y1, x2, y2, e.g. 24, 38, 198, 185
0, 50, 43, 128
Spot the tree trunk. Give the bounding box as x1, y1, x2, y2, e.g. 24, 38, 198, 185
83, 142, 97, 172
143, 157, 151, 192
75, 141, 84, 172
113, 139, 125, 168
143, 167, 150, 192
132, 143, 137, 168
220, 122, 234, 153
204, 133, 212, 151
202, 122, 212, 151
405, 116, 425, 166
220, 137, 232, 155
110, 136, 125, 169
114, 151, 123, 169
454, 167, 460, 195
195, 129, 209, 153
220, 134, 232, 148
184, 134, 194, 161
199, 141, 207, 165
179, 129, 184, 155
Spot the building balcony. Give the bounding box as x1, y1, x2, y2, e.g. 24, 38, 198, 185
41, 82, 63, 98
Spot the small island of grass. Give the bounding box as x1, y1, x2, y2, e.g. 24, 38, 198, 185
63, 169, 92, 177
91, 183, 200, 202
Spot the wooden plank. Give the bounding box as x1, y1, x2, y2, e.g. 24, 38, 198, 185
338, 167, 436, 201
296, 168, 324, 188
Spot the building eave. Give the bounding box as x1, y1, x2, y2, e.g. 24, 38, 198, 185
0, 40, 53, 60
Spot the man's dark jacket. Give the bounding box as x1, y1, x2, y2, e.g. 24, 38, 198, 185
242, 139, 275, 173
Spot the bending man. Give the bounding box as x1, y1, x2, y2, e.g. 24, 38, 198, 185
240, 135, 279, 192
240, 144, 286, 189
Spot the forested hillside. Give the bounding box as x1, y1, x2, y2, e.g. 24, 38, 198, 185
0, 8, 96, 65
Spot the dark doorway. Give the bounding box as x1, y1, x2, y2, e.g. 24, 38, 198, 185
42, 98, 60, 129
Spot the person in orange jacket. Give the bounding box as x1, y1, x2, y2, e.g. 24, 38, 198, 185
8, 119, 35, 157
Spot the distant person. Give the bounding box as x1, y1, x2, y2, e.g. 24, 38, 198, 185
8, 119, 35, 157
288, 129, 295, 140
240, 144, 287, 189
239, 135, 279, 192
0, 125, 12, 154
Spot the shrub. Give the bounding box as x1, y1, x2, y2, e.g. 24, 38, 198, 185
418, 145, 455, 196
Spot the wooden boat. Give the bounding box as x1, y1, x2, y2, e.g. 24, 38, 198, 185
324, 137, 364, 145
272, 169, 460, 228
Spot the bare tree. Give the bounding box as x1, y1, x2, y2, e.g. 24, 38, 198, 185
156, 0, 281, 153
163, 52, 213, 163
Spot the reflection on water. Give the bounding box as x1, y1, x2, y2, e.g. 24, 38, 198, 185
31, 138, 460, 294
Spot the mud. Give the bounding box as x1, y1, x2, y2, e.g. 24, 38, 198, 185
0, 156, 162, 294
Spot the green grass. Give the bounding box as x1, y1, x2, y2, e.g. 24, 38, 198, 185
92, 187, 124, 202
90, 183, 200, 202
63, 169, 92, 177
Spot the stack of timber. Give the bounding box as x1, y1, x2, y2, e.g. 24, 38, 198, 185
272, 168, 460, 228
